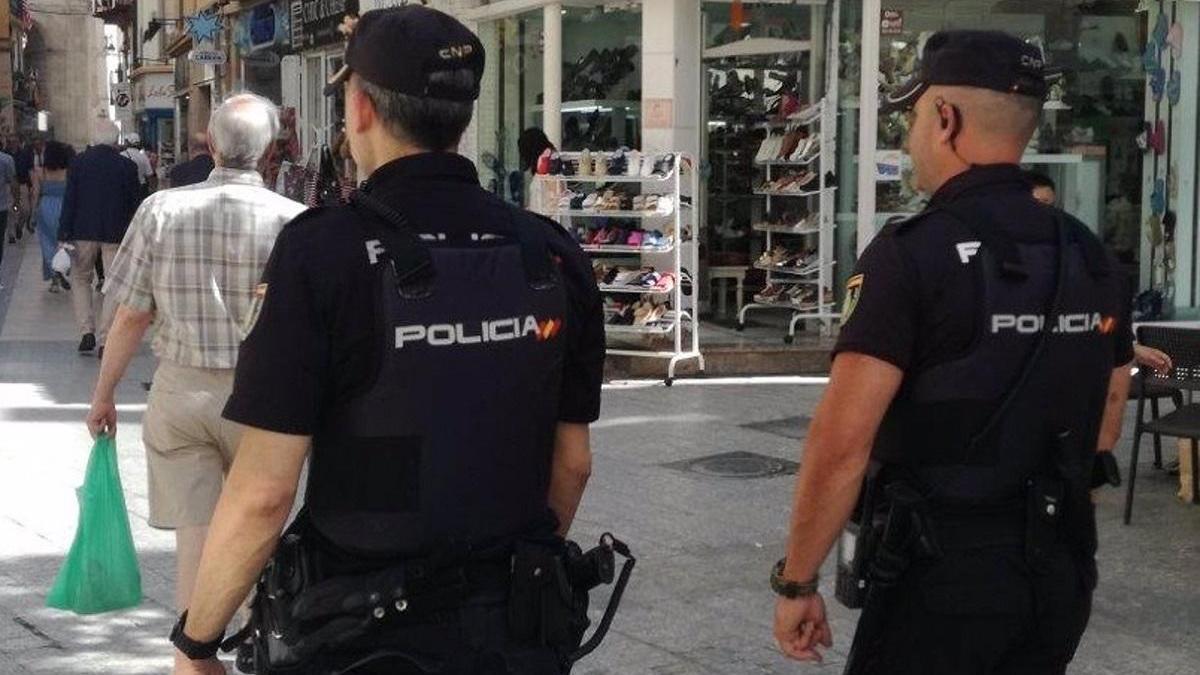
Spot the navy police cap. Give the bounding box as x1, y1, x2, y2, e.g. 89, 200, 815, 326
325, 5, 485, 101
883, 30, 1052, 112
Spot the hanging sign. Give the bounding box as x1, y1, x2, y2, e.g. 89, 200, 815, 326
881, 9, 904, 36
185, 12, 223, 43
190, 41, 227, 65
112, 82, 133, 124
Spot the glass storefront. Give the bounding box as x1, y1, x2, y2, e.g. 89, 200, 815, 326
462, 0, 1156, 321
852, 0, 1146, 280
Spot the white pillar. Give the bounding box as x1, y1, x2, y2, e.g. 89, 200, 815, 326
543, 2, 562, 147
640, 0, 701, 157
856, 0, 882, 255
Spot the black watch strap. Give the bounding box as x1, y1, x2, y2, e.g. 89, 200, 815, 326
170, 610, 223, 660
770, 558, 819, 598
1092, 451, 1122, 489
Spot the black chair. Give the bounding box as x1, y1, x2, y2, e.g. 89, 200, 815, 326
1124, 326, 1200, 525
1133, 380, 1184, 469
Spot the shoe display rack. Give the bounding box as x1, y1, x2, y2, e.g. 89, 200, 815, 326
728, 5, 841, 344
535, 150, 704, 384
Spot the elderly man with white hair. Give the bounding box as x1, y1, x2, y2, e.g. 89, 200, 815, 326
85, 93, 305, 618
58, 117, 142, 355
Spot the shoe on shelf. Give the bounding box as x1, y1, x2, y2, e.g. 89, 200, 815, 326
640, 154, 656, 177
78, 332, 96, 353
579, 149, 592, 177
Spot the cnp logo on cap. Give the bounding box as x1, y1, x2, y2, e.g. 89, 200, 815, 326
325, 5, 486, 100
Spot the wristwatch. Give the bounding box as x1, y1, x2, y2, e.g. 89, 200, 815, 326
1092, 451, 1122, 489
770, 558, 819, 598
169, 611, 223, 661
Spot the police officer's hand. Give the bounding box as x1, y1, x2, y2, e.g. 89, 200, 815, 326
774, 593, 833, 662
86, 398, 117, 439
172, 654, 226, 674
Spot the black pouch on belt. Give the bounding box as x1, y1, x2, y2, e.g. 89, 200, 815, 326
508, 541, 577, 648
1025, 474, 1065, 574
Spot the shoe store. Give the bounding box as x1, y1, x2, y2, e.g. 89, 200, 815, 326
447, 0, 1189, 373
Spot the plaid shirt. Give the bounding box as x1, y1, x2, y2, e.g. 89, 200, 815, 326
105, 168, 307, 369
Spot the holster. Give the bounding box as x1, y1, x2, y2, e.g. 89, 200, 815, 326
508, 533, 636, 668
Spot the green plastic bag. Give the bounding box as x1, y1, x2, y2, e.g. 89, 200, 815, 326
46, 435, 142, 614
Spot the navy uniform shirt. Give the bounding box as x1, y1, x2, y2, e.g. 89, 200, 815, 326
224, 153, 605, 434
835, 164, 1134, 371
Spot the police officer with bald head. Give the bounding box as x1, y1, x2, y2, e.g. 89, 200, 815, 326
770, 31, 1133, 674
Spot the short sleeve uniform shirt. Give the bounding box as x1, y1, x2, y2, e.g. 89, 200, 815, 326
835, 164, 1134, 372
223, 153, 605, 435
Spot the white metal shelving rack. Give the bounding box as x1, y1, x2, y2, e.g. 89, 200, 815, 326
537, 152, 703, 384
733, 0, 842, 343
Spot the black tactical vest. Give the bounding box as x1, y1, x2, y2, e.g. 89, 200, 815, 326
305, 194, 568, 557
872, 206, 1116, 521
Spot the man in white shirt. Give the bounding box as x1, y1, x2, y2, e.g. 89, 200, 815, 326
122, 132, 156, 196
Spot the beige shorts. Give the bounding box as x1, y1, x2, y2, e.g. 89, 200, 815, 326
142, 360, 241, 529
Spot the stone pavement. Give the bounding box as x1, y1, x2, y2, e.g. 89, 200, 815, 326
1, 235, 1198, 674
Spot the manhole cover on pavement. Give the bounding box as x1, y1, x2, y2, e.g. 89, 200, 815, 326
740, 415, 810, 440
663, 451, 798, 479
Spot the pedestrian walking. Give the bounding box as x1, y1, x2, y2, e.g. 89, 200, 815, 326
168, 132, 215, 188
122, 132, 157, 197
58, 118, 141, 356
84, 93, 305, 632
0, 139, 17, 288
16, 136, 44, 236
34, 141, 73, 292
169, 7, 612, 675
771, 31, 1133, 674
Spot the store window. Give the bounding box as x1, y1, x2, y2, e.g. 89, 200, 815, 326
300, 50, 345, 156
559, 5, 642, 152
476, 3, 642, 206
700, 1, 822, 267
864, 1, 1145, 276
476, 9, 543, 202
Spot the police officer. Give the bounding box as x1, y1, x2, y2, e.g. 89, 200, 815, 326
168, 6, 606, 674
770, 31, 1133, 674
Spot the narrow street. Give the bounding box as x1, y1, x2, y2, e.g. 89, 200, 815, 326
0, 234, 1197, 673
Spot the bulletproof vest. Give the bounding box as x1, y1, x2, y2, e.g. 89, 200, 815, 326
872, 205, 1116, 511
305, 192, 568, 557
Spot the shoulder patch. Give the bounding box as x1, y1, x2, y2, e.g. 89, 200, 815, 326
842, 274, 864, 320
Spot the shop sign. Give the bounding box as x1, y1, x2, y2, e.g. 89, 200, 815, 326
134, 74, 175, 111
880, 9, 904, 36
190, 41, 227, 65
291, 0, 349, 50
